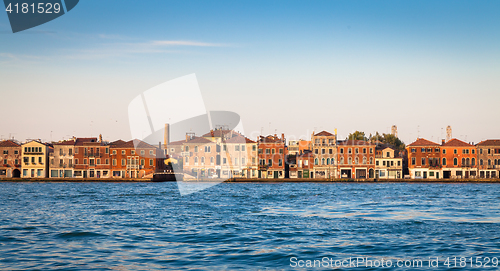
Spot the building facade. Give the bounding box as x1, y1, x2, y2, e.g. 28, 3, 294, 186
49, 140, 75, 178
441, 139, 477, 179
0, 140, 22, 178
311, 131, 337, 178
375, 145, 403, 179
109, 139, 160, 178
74, 136, 111, 178
406, 138, 441, 179
476, 140, 500, 178
337, 140, 376, 179
21, 140, 52, 178
258, 134, 287, 178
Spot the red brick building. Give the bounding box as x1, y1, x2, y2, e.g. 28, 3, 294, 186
0, 140, 22, 178
337, 140, 375, 179
406, 138, 441, 179
258, 134, 287, 178
73, 136, 110, 178
441, 139, 477, 179
109, 139, 161, 178
476, 139, 500, 178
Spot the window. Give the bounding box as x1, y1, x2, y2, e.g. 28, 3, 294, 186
194, 157, 198, 164
326, 158, 330, 165
329, 149, 333, 154
201, 157, 205, 164
268, 159, 272, 167
461, 158, 465, 166
348, 148, 352, 154
113, 159, 117, 166
205, 146, 211, 152
279, 149, 283, 154
355, 157, 359, 164
38, 157, 42, 164
141, 159, 145, 166
376, 160, 380, 166
105, 148, 109, 154
242, 145, 246, 152
321, 149, 325, 154
141, 150, 145, 156
383, 161, 386, 166
210, 157, 214, 165
472, 149, 475, 154
480, 159, 483, 166
397, 161, 401, 166
252, 145, 256, 151
149, 159, 153, 166
235, 145, 240, 151
304, 160, 309, 166
3, 159, 7, 165
279, 159, 282, 167
427, 148, 432, 152
315, 149, 319, 154
421, 148, 425, 153
443, 149, 446, 154
121, 150, 125, 155
266, 149, 270, 154
321, 158, 325, 165
480, 149, 483, 154
150, 150, 154, 155
194, 146, 198, 152
223, 158, 227, 165
14, 159, 18, 165
223, 145, 227, 152
272, 149, 275, 154
340, 148, 344, 154
355, 148, 359, 154
443, 158, 447, 166
97, 159, 101, 165
340, 157, 344, 164
411, 148, 416, 153
314, 158, 318, 165
234, 158, 238, 165
435, 148, 439, 153
348, 157, 352, 164
121, 159, 125, 166
2, 150, 7, 155
242, 158, 245, 165
472, 158, 475, 166
454, 149, 457, 154
363, 157, 367, 164
454, 158, 458, 166
386, 152, 390, 158
14, 150, 18, 155
370, 148, 373, 154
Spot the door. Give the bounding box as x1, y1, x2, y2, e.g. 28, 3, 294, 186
83, 171, 87, 178
423, 171, 427, 178
273, 171, 278, 178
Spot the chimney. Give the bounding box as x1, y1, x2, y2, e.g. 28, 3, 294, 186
99, 134, 102, 143
282, 133, 285, 141
159, 141, 162, 150
186, 134, 189, 142
164, 123, 170, 148
442, 139, 445, 145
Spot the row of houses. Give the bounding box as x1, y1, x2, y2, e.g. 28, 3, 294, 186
407, 138, 500, 179
1, 128, 499, 180
165, 129, 404, 180
0, 135, 164, 179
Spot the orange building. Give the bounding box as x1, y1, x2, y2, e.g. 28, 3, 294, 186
258, 134, 287, 178
441, 139, 477, 179
73, 136, 110, 178
337, 140, 375, 179
476, 139, 500, 178
406, 138, 441, 179
109, 139, 161, 178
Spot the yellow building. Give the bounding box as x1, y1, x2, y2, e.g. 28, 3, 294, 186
21, 140, 52, 178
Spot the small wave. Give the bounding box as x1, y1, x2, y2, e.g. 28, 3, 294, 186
55, 231, 107, 239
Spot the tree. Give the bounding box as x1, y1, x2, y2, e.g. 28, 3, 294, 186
347, 131, 368, 141
370, 132, 406, 151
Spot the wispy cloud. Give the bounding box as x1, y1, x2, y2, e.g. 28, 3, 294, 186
149, 40, 227, 47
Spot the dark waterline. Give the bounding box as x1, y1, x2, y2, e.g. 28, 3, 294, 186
1, 182, 500, 270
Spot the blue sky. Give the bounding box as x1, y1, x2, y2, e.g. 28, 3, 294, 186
0, 0, 499, 144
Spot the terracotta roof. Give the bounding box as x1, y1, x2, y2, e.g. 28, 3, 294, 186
75, 137, 98, 146
0, 140, 21, 147
298, 152, 314, 158
476, 140, 500, 146
53, 140, 75, 146
314, 131, 334, 136
168, 140, 185, 146
407, 138, 440, 147
109, 140, 134, 148
186, 137, 213, 144
225, 135, 256, 144
132, 139, 156, 149
442, 138, 474, 147
338, 140, 373, 146
258, 135, 284, 144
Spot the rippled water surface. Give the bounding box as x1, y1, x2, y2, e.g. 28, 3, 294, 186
1, 182, 500, 270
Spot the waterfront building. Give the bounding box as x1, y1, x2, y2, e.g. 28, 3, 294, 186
288, 140, 311, 156
223, 135, 258, 178
109, 139, 160, 178
182, 134, 219, 178
441, 139, 477, 179
0, 140, 22, 178
375, 144, 403, 179
337, 140, 376, 179
258, 134, 287, 178
476, 139, 500, 178
21, 139, 52, 178
73, 136, 110, 178
406, 138, 441, 179
311, 131, 337, 178
49, 139, 75, 178
296, 151, 314, 178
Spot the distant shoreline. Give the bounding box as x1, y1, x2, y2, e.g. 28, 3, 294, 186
1, 178, 500, 183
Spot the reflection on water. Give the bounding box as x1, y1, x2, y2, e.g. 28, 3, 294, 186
1, 182, 500, 270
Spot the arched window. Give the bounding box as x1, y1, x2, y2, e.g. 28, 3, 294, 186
194, 157, 198, 163
466, 158, 470, 166
340, 157, 344, 165
348, 157, 352, 164
370, 157, 373, 164
443, 158, 447, 166
314, 158, 319, 165
331, 158, 335, 165
210, 157, 214, 164
488, 159, 492, 166
454, 158, 458, 166
480, 159, 483, 166
201, 157, 205, 164
321, 158, 325, 165
363, 157, 367, 164
326, 158, 330, 165
355, 157, 359, 164
461, 158, 465, 166
472, 158, 476, 166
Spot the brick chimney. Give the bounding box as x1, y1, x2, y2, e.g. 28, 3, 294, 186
442, 139, 445, 145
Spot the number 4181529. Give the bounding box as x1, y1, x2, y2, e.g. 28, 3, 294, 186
5, 3, 61, 14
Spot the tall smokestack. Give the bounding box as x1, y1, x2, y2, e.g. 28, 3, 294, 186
164, 123, 170, 148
